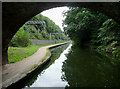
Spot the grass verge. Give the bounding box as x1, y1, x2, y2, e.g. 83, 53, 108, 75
8, 41, 70, 63
8, 44, 51, 63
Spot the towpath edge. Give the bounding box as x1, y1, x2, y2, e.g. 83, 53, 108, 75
2, 41, 70, 88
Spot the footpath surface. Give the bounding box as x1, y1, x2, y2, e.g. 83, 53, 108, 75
2, 42, 69, 88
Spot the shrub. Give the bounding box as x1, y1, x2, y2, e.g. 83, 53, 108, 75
9, 27, 31, 47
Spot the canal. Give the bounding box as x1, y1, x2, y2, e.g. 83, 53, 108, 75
7, 43, 120, 89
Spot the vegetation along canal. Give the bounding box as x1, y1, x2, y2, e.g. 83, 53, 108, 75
7, 43, 120, 89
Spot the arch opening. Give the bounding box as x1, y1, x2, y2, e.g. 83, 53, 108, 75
2, 2, 120, 65
7, 6, 70, 63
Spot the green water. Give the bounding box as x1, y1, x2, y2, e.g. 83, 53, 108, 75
62, 45, 120, 88
7, 44, 120, 89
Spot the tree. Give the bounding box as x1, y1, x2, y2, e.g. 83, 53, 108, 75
63, 7, 120, 59
9, 27, 31, 47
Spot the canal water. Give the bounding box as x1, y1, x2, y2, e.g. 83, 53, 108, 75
7, 43, 120, 89
25, 44, 71, 88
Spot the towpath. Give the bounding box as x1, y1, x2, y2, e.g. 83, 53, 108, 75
2, 42, 69, 88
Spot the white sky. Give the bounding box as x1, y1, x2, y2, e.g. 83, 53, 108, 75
41, 6, 69, 31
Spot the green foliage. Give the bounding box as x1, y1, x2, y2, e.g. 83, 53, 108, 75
41, 31, 49, 39
28, 14, 68, 41
9, 13, 69, 47
63, 7, 120, 60
111, 41, 118, 47
98, 19, 120, 46
34, 30, 44, 40
63, 7, 108, 47
9, 27, 31, 47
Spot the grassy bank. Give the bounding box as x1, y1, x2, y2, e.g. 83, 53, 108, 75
8, 41, 70, 63
8, 44, 51, 63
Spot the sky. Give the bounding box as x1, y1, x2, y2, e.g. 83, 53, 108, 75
41, 6, 69, 31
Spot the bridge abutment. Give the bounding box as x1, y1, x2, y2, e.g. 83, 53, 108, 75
2, 49, 8, 65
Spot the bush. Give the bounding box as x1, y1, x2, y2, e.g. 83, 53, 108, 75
41, 31, 49, 39
9, 27, 31, 47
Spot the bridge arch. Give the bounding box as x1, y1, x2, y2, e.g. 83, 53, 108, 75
2, 2, 120, 65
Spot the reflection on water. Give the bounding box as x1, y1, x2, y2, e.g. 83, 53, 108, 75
7, 43, 120, 89
29, 44, 71, 87
62, 45, 120, 88
23, 44, 70, 88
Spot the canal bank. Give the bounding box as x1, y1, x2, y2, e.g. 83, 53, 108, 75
3, 43, 120, 88
2, 41, 70, 88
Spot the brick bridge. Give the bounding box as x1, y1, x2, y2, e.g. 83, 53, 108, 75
2, 2, 120, 65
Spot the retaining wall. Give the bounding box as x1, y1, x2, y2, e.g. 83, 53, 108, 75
31, 39, 66, 45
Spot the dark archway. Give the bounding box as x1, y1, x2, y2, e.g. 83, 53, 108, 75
2, 2, 120, 65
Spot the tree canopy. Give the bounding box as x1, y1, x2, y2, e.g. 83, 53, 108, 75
63, 7, 120, 59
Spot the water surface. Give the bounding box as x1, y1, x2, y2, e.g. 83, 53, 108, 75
8, 43, 120, 88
